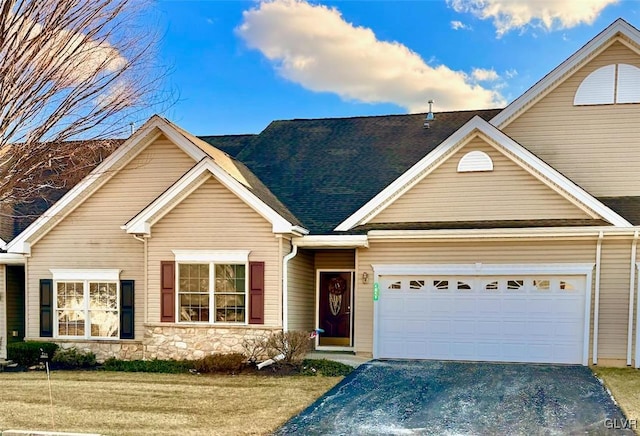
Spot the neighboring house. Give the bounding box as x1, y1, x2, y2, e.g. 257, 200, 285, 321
3, 18, 640, 367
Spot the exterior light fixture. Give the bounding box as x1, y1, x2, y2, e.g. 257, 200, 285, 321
362, 272, 369, 284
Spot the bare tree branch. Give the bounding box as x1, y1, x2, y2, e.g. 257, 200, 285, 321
0, 0, 167, 209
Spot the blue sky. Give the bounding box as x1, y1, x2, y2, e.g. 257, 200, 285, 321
148, 0, 640, 135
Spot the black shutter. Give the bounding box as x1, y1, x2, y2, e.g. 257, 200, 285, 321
40, 279, 53, 337
249, 261, 264, 324
120, 280, 135, 339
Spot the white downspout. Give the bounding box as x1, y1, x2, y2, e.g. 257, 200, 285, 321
132, 234, 147, 360
282, 243, 298, 332
592, 231, 603, 365
635, 259, 640, 368
627, 230, 639, 366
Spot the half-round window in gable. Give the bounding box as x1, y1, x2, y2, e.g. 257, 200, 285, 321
616, 64, 640, 103
574, 64, 640, 105
574, 64, 615, 105
457, 150, 494, 173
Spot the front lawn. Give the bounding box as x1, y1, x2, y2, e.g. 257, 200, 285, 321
593, 367, 640, 427
0, 371, 341, 435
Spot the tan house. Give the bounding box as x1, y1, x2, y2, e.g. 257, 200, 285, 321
2, 18, 640, 367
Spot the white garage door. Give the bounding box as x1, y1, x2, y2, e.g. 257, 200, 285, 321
377, 274, 587, 364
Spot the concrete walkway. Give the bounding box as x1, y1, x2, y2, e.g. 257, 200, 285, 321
276, 360, 633, 435
306, 351, 371, 368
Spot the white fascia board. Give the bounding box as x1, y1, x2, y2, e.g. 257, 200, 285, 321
126, 158, 304, 236
491, 19, 640, 128
0, 252, 26, 265
367, 226, 640, 240
293, 235, 369, 248
336, 115, 630, 231
372, 263, 595, 276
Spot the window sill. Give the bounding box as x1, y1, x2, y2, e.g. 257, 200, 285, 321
145, 322, 281, 330
28, 337, 142, 344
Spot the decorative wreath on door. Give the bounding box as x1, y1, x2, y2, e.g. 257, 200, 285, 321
328, 276, 347, 316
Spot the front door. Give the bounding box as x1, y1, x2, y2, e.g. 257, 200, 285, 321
317, 271, 353, 347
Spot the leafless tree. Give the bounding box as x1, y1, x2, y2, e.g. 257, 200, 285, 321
0, 0, 164, 208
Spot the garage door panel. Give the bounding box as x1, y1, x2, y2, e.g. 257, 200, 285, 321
501, 299, 529, 315
453, 320, 476, 335
477, 343, 502, 360
527, 322, 557, 337
502, 320, 529, 337
428, 319, 451, 334
450, 342, 476, 359
429, 299, 453, 315
454, 299, 477, 314
554, 299, 585, 316
475, 298, 501, 315
475, 321, 502, 336
377, 272, 587, 364
405, 297, 429, 314
429, 341, 452, 359
382, 297, 405, 315
405, 320, 427, 336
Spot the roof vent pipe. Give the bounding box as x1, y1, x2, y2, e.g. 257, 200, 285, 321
423, 99, 435, 129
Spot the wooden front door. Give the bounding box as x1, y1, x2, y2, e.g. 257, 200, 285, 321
318, 271, 353, 347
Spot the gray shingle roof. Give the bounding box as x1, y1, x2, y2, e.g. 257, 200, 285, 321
224, 109, 502, 233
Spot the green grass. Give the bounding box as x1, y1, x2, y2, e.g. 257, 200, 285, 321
593, 366, 640, 433
0, 370, 342, 435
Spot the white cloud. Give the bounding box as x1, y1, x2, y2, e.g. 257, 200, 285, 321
472, 68, 500, 82
448, 0, 618, 37
237, 0, 505, 112
9, 13, 127, 87
504, 68, 518, 79
451, 20, 471, 30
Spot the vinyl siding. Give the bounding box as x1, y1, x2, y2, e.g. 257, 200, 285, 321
147, 176, 282, 326
503, 41, 640, 196
598, 238, 633, 359
287, 248, 315, 331
355, 238, 631, 362
371, 137, 591, 223
26, 136, 196, 340
0, 265, 5, 358
6, 265, 25, 344
315, 250, 355, 270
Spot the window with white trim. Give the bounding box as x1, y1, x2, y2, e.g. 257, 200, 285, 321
51, 269, 120, 339
177, 262, 247, 324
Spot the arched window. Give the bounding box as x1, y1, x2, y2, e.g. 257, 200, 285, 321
574, 63, 640, 105
457, 150, 493, 173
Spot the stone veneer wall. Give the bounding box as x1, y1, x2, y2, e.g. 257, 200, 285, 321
40, 325, 282, 362
143, 323, 283, 360
55, 339, 144, 362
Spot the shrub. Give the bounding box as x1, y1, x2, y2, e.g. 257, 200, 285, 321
51, 347, 97, 370
266, 330, 312, 364
301, 359, 354, 377
242, 337, 268, 363
7, 341, 59, 367
102, 358, 194, 373
194, 352, 246, 374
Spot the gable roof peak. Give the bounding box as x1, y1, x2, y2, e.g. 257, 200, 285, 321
491, 18, 640, 128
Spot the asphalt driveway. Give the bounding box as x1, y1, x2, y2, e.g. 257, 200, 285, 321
276, 360, 633, 435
